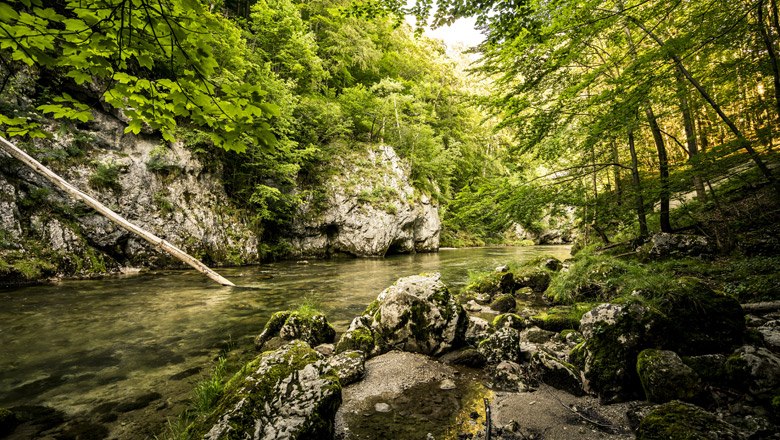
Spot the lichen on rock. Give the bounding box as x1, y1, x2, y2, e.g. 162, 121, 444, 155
338, 273, 466, 357
200, 340, 341, 440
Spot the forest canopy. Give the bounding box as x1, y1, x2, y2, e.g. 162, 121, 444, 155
2, 0, 778, 251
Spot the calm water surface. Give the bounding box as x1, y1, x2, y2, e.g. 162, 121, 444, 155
0, 246, 569, 437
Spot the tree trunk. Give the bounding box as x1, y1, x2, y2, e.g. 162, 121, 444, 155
0, 136, 236, 287
675, 69, 707, 202
760, 0, 780, 121
628, 127, 649, 238
627, 15, 778, 191
645, 106, 672, 233
611, 140, 623, 205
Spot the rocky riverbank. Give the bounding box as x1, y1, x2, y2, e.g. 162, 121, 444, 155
121, 245, 779, 440
3, 240, 776, 439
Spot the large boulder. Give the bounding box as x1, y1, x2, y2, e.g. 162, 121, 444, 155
335, 274, 466, 356
577, 279, 745, 402
646, 232, 716, 259
636, 401, 744, 440
636, 349, 701, 403
289, 145, 440, 257
578, 302, 654, 401
201, 341, 341, 440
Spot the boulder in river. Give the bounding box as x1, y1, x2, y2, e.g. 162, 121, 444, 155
335, 273, 467, 357
202, 340, 341, 440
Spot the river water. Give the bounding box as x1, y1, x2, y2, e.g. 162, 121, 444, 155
0, 246, 569, 438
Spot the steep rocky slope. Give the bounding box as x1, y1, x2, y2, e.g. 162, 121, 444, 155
0, 119, 441, 284
290, 145, 440, 257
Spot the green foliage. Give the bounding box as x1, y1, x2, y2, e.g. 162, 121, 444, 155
153, 191, 175, 215
88, 161, 124, 192
146, 145, 180, 175
193, 357, 228, 413
0, 0, 282, 152
546, 250, 676, 304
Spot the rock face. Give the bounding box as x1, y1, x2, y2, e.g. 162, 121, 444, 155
202, 341, 341, 440
0, 114, 258, 278
290, 145, 440, 257
0, 176, 22, 245
335, 273, 466, 357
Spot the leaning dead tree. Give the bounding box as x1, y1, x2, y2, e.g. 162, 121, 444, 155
0, 135, 235, 287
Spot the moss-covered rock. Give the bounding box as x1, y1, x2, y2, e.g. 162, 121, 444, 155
195, 340, 342, 440
576, 278, 746, 402
464, 316, 491, 346
514, 270, 551, 293
335, 317, 375, 354
725, 345, 780, 400
532, 350, 584, 396
530, 310, 579, 332
543, 258, 563, 272
636, 401, 744, 440
568, 341, 587, 370
579, 302, 660, 402
465, 271, 515, 297
681, 354, 728, 386
478, 327, 521, 364
492, 313, 526, 331
255, 310, 336, 350
636, 349, 702, 404
371, 273, 467, 356
657, 278, 744, 355
326, 350, 366, 386
490, 294, 516, 313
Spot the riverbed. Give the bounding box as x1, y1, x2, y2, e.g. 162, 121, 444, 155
0, 246, 570, 439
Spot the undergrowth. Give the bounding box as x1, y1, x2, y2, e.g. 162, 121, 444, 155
546, 249, 780, 304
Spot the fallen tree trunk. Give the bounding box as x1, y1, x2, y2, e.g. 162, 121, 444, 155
742, 301, 780, 314
0, 135, 235, 287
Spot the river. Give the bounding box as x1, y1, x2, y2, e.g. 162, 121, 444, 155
0, 246, 570, 439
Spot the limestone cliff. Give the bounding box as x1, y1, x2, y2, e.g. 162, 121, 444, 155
0, 121, 440, 283
0, 114, 258, 281
290, 145, 440, 257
